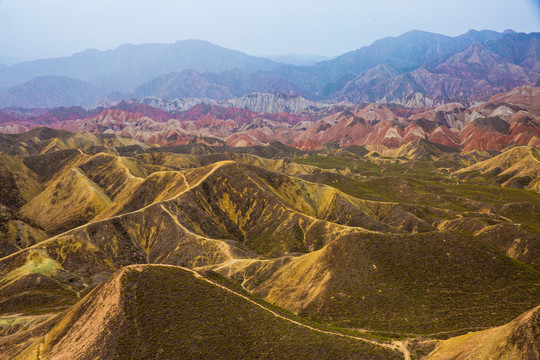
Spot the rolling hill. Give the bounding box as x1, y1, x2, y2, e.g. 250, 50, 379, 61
0, 127, 539, 359
0, 265, 403, 360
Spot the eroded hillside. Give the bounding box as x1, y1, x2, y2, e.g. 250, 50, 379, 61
0, 129, 539, 359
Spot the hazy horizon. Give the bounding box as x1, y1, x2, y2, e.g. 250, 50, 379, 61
0, 0, 539, 61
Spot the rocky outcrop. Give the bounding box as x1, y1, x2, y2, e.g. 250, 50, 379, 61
141, 92, 337, 114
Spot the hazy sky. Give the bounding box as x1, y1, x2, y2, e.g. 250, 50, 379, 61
0, 0, 539, 60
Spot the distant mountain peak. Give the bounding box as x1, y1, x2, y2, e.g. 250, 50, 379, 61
450, 43, 499, 63
173, 39, 223, 47
0, 29, 537, 108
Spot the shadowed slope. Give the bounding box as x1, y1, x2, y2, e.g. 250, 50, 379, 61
0, 153, 43, 208
0, 153, 47, 255
92, 160, 406, 257
213, 230, 540, 334
0, 237, 116, 315
474, 222, 540, 271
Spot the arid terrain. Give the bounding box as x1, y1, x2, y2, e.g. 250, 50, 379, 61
0, 116, 539, 358
0, 28, 539, 359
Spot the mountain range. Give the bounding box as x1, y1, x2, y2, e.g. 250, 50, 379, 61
0, 124, 539, 359
0, 39, 280, 94
1, 85, 539, 154
0, 29, 538, 108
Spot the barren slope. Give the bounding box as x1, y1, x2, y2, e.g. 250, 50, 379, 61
427, 305, 540, 360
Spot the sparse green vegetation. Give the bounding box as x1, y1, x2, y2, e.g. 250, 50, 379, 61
46, 266, 403, 360
1, 133, 540, 359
